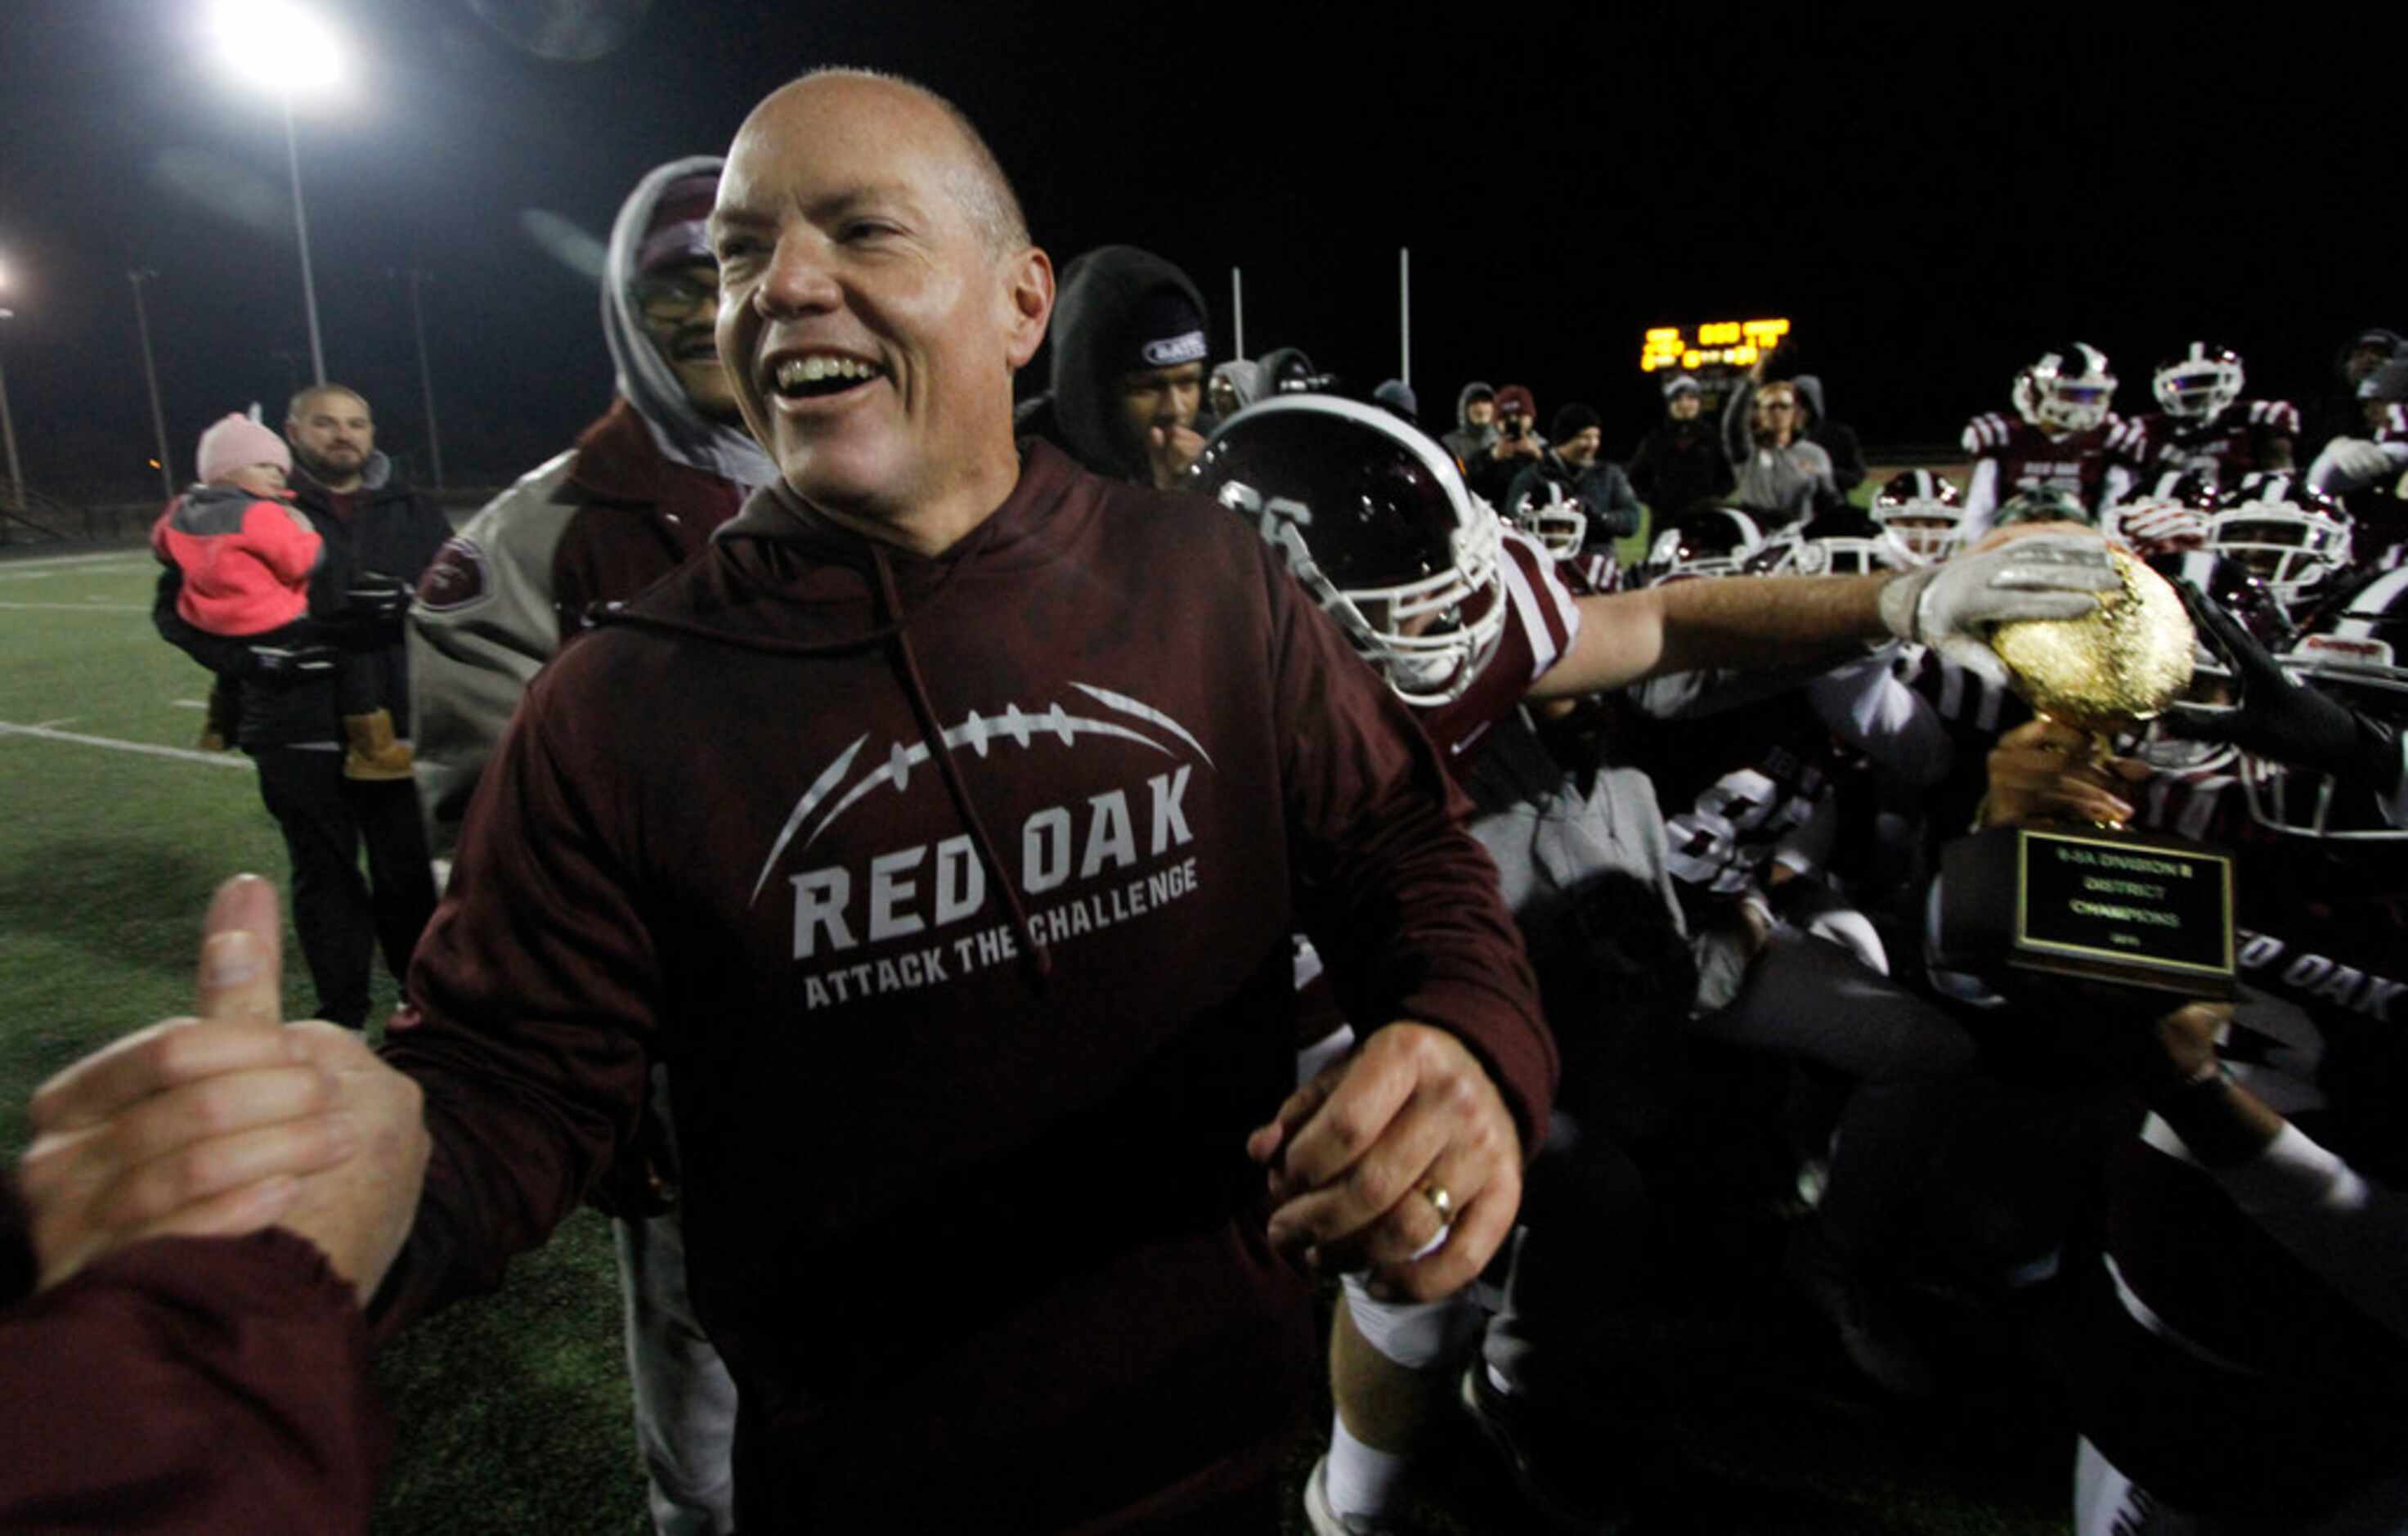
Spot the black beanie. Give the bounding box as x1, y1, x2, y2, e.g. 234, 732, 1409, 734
1119, 287, 1208, 374
1552, 402, 1601, 441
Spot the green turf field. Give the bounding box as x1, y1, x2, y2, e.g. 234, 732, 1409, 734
0, 541, 2069, 1534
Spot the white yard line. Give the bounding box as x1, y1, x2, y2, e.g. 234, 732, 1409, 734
171, 699, 206, 708
0, 601, 150, 611
0, 555, 151, 582
0, 720, 255, 770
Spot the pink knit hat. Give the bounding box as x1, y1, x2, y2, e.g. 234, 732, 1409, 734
195, 412, 293, 484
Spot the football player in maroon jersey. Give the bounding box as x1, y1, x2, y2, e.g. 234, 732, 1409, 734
1962, 343, 2134, 538
1195, 395, 2122, 1533
2105, 342, 2300, 493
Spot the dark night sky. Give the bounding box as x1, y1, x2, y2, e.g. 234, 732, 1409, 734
0, 2, 2393, 497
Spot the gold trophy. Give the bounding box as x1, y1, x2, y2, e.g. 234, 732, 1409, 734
1934, 550, 2238, 998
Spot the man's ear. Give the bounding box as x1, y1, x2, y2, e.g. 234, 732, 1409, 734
1001, 247, 1054, 371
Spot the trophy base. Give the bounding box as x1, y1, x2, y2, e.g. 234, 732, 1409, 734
1935, 825, 2236, 1000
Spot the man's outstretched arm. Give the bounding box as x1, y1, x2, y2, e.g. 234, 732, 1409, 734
1529, 532, 2122, 701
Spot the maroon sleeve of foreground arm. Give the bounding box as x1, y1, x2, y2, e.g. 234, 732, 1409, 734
373, 671, 656, 1338
0, 1221, 386, 1534
1259, 545, 1558, 1146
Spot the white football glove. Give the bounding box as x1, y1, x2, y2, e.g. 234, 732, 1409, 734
2111, 501, 2209, 555
2306, 437, 2408, 495
1877, 534, 2119, 689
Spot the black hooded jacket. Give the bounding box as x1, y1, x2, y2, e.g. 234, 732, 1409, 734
1013, 246, 1208, 483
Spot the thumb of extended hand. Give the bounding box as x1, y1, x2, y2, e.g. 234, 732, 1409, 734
1936, 631, 2012, 690
195, 874, 285, 1031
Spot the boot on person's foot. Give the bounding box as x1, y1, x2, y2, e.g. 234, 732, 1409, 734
199, 676, 243, 752
342, 708, 415, 781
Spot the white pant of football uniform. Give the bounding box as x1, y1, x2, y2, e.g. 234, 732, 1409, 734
612, 1068, 739, 1536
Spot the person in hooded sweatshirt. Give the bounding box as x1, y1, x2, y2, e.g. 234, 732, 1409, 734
1627, 373, 1736, 519
407, 155, 774, 1536
29, 70, 1557, 1534
1442, 380, 1500, 468
1012, 244, 1212, 487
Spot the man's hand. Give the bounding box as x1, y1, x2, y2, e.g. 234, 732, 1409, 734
1147, 424, 1205, 488
247, 640, 339, 680
1245, 1022, 1522, 1302
16, 875, 430, 1301
1879, 532, 2120, 689
18, 877, 343, 1288
1980, 717, 2148, 829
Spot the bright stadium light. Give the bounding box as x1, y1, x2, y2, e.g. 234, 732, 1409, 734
208, 0, 348, 383
209, 1, 346, 95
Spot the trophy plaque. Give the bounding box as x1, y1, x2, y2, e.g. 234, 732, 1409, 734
1934, 550, 2238, 999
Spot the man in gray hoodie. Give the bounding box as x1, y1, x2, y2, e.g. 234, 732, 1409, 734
1443, 381, 1500, 469
409, 155, 774, 1536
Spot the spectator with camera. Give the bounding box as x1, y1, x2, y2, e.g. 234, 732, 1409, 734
1466, 382, 1545, 505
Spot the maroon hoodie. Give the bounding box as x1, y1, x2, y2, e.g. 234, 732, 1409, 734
379, 439, 1554, 1530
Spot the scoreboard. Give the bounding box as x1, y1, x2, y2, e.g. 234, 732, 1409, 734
1640, 318, 1792, 375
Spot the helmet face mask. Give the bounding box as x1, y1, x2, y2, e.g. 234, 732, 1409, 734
1510, 482, 1588, 560
1869, 469, 1965, 564
2137, 550, 2292, 775
2240, 569, 2408, 841
2206, 475, 2353, 614
2152, 344, 2246, 421
1763, 533, 1913, 577
1194, 394, 1509, 707
2015, 343, 2117, 434
1638, 507, 1765, 586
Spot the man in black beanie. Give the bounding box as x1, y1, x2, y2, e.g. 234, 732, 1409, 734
1504, 401, 1642, 550
1013, 245, 1210, 487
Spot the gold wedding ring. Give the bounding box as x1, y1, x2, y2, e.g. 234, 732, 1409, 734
1419, 1182, 1455, 1224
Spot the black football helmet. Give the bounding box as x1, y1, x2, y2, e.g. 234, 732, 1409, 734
1868, 469, 1966, 564
1190, 394, 1506, 706
2207, 472, 2355, 615
2137, 550, 2295, 773
2013, 342, 2116, 433
2152, 342, 2247, 421
2241, 565, 2408, 840
1634, 507, 1766, 586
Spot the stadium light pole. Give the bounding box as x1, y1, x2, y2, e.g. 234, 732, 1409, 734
0, 257, 24, 514
393, 266, 445, 490
128, 269, 176, 500
209, 1, 346, 386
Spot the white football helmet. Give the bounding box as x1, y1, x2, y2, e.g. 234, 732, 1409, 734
1191, 394, 1508, 707
1868, 469, 1966, 564
1509, 479, 1588, 561
2012, 342, 2117, 434
2152, 342, 2246, 421
2206, 472, 2355, 615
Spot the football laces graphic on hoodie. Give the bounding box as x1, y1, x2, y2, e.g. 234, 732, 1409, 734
748, 685, 1215, 905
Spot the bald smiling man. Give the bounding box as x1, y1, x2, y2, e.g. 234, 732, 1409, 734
16, 69, 1555, 1531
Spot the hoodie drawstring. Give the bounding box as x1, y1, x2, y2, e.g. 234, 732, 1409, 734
867, 542, 1054, 986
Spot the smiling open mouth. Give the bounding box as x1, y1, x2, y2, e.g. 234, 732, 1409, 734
770, 354, 886, 400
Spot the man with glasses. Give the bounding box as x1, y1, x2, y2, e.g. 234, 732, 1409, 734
408, 155, 775, 1536
1721, 372, 1839, 529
